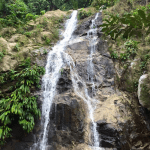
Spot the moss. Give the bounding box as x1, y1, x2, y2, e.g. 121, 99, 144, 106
140, 77, 150, 109
18, 35, 29, 46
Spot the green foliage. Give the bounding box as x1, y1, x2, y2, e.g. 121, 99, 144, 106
71, 0, 78, 9
0, 58, 45, 145
52, 0, 92, 11
43, 49, 48, 54
101, 8, 150, 40
78, 8, 93, 20
0, 0, 93, 27
0, 52, 4, 62
24, 32, 32, 37
42, 36, 51, 45
25, 13, 38, 21
27, 0, 51, 15
92, 0, 117, 9
41, 10, 45, 15
5, 0, 28, 26
110, 40, 138, 61
140, 79, 150, 108
140, 53, 150, 70
0, 0, 39, 28
110, 51, 118, 59
77, 0, 93, 8
13, 43, 20, 52
124, 40, 138, 58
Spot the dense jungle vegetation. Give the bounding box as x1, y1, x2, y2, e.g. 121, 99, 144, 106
0, 0, 93, 27
0, 0, 150, 147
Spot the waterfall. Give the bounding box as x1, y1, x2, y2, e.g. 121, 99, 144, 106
32, 11, 103, 150
87, 13, 100, 148
64, 53, 103, 150
32, 10, 78, 150
65, 13, 103, 150
87, 13, 99, 97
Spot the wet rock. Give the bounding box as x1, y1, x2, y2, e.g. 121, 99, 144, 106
47, 99, 85, 147
74, 16, 93, 36
56, 69, 72, 94
68, 41, 89, 51
74, 13, 102, 36
97, 121, 120, 149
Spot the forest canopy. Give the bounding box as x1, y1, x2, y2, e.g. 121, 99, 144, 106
0, 0, 93, 27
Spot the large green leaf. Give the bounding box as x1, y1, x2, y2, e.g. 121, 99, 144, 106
147, 13, 150, 21
123, 26, 132, 38
138, 10, 146, 20
115, 29, 123, 40
120, 17, 128, 24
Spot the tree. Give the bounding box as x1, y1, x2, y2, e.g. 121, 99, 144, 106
28, 0, 51, 15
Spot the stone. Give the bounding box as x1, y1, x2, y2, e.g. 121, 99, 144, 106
47, 100, 85, 148
138, 74, 150, 109
9, 34, 23, 43
0, 27, 16, 36
56, 69, 72, 94
74, 12, 102, 37
96, 121, 120, 148
0, 37, 11, 54
0, 55, 17, 71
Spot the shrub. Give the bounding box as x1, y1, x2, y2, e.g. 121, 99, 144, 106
110, 40, 138, 61
24, 32, 32, 37
110, 51, 118, 59
140, 53, 150, 70
6, 0, 29, 26
40, 10, 45, 15
0, 58, 45, 145
124, 40, 138, 58
92, 0, 116, 9
25, 13, 37, 21
100, 9, 150, 40
78, 8, 93, 20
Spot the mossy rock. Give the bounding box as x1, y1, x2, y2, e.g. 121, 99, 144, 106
0, 27, 16, 37
0, 37, 11, 54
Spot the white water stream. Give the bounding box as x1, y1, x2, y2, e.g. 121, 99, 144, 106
32, 11, 78, 150
32, 11, 103, 150
87, 13, 99, 97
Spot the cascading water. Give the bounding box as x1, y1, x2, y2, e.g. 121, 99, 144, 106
32, 11, 103, 150
87, 13, 99, 97
87, 13, 100, 148
32, 10, 78, 150
64, 53, 102, 150
64, 13, 103, 150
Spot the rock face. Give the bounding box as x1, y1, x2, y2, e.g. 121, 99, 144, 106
2, 12, 150, 150
138, 74, 150, 109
